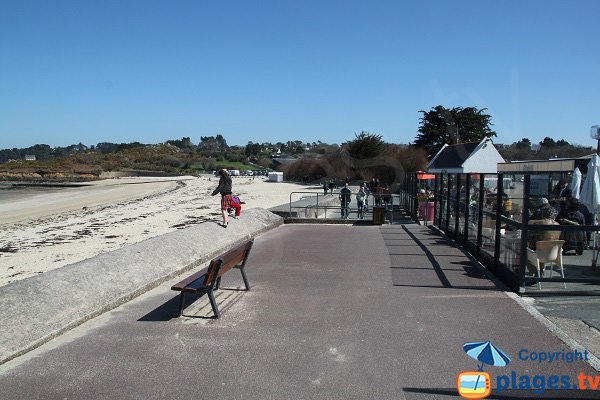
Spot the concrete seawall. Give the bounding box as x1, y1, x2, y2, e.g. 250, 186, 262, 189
0, 208, 283, 365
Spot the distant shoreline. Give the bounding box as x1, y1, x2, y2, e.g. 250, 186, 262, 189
0, 182, 93, 188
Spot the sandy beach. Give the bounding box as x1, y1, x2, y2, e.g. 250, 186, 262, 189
0, 175, 321, 287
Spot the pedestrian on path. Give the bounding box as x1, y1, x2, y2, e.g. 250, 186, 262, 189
339, 183, 352, 219
356, 186, 366, 219
211, 169, 233, 228
328, 180, 336, 195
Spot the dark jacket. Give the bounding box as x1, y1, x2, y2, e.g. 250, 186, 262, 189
339, 187, 351, 203
212, 176, 232, 196
552, 185, 572, 200
557, 209, 585, 225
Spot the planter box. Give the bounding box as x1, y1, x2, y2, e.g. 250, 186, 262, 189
418, 201, 435, 222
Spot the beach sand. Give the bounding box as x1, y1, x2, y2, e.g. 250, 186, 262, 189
0, 175, 321, 287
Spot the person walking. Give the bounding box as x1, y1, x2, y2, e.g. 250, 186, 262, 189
328, 180, 335, 195
323, 181, 328, 195
211, 169, 233, 228
356, 186, 366, 219
339, 183, 352, 219
363, 183, 370, 214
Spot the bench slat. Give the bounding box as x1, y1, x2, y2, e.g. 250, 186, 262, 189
171, 266, 209, 290
204, 241, 253, 286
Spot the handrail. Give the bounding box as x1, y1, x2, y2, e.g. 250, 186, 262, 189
287, 191, 399, 221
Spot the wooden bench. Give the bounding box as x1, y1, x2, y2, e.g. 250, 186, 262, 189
171, 239, 254, 318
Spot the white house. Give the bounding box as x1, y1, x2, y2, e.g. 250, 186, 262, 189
426, 137, 504, 174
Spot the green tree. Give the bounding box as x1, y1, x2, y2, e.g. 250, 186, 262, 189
245, 141, 262, 156
215, 134, 228, 150
166, 137, 194, 150
539, 137, 556, 148
198, 136, 221, 152
515, 138, 531, 149
344, 131, 385, 160
414, 105, 497, 159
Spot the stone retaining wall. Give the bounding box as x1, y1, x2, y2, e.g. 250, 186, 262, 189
0, 208, 283, 365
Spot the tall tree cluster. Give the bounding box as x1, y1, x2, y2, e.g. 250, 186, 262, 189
414, 105, 496, 158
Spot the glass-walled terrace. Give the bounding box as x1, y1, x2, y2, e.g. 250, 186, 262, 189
399, 172, 600, 294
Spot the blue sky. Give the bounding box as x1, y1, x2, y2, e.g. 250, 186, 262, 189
1, 0, 599, 149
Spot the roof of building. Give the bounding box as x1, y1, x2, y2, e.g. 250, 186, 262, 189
428, 141, 480, 169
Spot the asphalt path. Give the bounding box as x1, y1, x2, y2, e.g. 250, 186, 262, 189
0, 224, 598, 399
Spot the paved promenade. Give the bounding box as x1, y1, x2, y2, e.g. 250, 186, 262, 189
1, 223, 599, 399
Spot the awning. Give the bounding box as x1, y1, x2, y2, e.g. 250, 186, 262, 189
416, 171, 435, 180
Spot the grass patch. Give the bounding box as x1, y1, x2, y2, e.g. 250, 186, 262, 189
214, 161, 262, 171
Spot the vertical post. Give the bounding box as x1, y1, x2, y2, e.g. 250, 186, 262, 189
445, 174, 451, 234
476, 174, 484, 261
412, 174, 418, 220
434, 174, 440, 227
454, 173, 460, 241
444, 174, 452, 236
464, 174, 471, 245
493, 173, 504, 273
518, 174, 531, 294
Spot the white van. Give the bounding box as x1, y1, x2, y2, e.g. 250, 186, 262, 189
229, 169, 240, 176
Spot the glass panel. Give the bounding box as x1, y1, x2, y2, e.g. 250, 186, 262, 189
498, 229, 521, 276
523, 169, 599, 290
440, 174, 448, 229
457, 174, 467, 239
467, 174, 480, 245
480, 174, 499, 259
447, 174, 457, 235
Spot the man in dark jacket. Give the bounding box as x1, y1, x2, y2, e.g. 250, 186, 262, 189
211, 169, 233, 227
339, 183, 352, 219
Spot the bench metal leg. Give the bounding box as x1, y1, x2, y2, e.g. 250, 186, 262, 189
177, 292, 186, 317
208, 290, 220, 319
240, 267, 250, 290
216, 276, 222, 290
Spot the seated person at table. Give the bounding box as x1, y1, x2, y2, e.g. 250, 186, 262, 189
527, 206, 562, 275
530, 198, 556, 221
528, 206, 561, 248
557, 198, 586, 255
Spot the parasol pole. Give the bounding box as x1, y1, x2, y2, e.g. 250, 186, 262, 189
593, 170, 596, 270
591, 126, 600, 270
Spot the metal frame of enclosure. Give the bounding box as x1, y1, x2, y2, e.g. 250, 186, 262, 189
399, 171, 600, 295
287, 191, 400, 223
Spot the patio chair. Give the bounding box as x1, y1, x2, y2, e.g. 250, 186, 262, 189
526, 240, 565, 290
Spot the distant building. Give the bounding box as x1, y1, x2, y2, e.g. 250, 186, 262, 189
427, 137, 505, 174
24, 155, 36, 161
271, 157, 297, 169
268, 171, 284, 182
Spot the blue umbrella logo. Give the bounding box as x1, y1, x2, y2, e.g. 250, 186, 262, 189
463, 341, 511, 371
